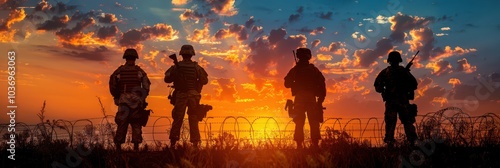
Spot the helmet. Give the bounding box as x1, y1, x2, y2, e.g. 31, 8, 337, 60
179, 45, 195, 56
387, 51, 402, 63
296, 48, 312, 60
123, 48, 139, 59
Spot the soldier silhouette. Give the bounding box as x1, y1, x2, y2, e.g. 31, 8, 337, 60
284, 48, 326, 149
164, 45, 209, 148
109, 49, 151, 151
374, 51, 418, 146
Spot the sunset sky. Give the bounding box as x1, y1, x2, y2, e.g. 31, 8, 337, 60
0, 0, 499, 124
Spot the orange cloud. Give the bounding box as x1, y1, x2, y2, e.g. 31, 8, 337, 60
317, 54, 333, 61
456, 58, 477, 73
172, 0, 188, 6
388, 12, 433, 43
207, 0, 238, 16
0, 8, 26, 31
425, 59, 452, 76
210, 78, 237, 102
431, 46, 476, 61
199, 45, 248, 64
214, 24, 248, 42
448, 78, 461, 88
432, 97, 448, 107
0, 8, 26, 42
188, 25, 215, 44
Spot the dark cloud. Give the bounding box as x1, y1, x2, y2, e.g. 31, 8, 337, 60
36, 15, 69, 31
489, 72, 500, 82
55, 17, 95, 42
119, 24, 178, 47
298, 26, 325, 35
431, 59, 452, 76
214, 24, 248, 41
99, 13, 118, 23
318, 12, 333, 20
288, 14, 300, 22
34, 1, 76, 14
180, 9, 204, 21
35, 45, 111, 61
311, 39, 321, 49
328, 41, 343, 52
0, 0, 23, 10
409, 27, 435, 61
354, 38, 393, 67
389, 12, 434, 43
119, 29, 142, 47
245, 17, 255, 28
97, 25, 119, 40
70, 11, 96, 21
437, 15, 453, 22
246, 28, 307, 77
465, 23, 477, 28
297, 6, 304, 14
268, 28, 286, 44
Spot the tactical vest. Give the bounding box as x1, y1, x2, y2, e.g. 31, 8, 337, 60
291, 64, 319, 97
383, 66, 413, 97
118, 65, 142, 93
175, 61, 198, 92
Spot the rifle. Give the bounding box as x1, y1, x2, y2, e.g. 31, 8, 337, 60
292, 50, 298, 64
405, 50, 419, 70
167, 54, 178, 105
169, 54, 178, 66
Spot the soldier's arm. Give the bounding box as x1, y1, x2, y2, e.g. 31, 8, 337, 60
374, 69, 386, 93
315, 67, 326, 103
109, 67, 121, 98
284, 68, 295, 88
406, 71, 418, 90
197, 65, 209, 85
164, 65, 176, 83
138, 68, 151, 95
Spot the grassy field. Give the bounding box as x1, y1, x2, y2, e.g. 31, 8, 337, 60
2, 104, 499, 167
2, 132, 500, 168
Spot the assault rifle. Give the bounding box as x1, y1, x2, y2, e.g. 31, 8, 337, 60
405, 50, 419, 70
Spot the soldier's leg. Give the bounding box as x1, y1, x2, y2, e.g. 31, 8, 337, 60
293, 103, 307, 146
169, 92, 188, 145
114, 105, 131, 148
187, 94, 202, 145
398, 104, 417, 143
130, 119, 143, 150
306, 104, 321, 147
384, 102, 398, 143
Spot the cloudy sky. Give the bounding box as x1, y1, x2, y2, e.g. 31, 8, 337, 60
0, 0, 499, 123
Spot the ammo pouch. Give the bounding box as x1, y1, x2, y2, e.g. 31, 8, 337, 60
130, 109, 151, 127
187, 104, 213, 122
408, 104, 418, 117
168, 89, 177, 105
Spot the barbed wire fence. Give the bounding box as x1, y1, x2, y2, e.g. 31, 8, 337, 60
1, 107, 499, 149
